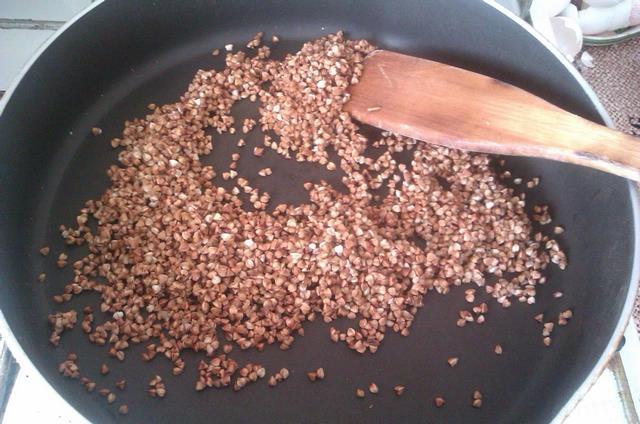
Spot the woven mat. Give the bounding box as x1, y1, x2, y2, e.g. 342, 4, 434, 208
582, 38, 640, 135
581, 38, 640, 332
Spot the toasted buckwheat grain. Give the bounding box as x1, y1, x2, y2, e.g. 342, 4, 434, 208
47, 32, 566, 395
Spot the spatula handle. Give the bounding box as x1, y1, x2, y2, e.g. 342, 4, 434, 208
540, 114, 640, 181
346, 50, 640, 181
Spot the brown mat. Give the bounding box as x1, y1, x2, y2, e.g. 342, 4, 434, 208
582, 37, 640, 333
582, 38, 640, 136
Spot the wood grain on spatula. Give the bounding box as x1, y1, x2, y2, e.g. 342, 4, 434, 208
345, 50, 640, 181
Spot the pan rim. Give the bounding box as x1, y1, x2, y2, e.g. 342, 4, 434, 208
0, 1, 638, 422
483, 2, 640, 421
0, 3, 105, 421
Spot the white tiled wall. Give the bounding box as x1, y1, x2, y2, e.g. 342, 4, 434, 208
0, 29, 56, 89
0, 0, 91, 21
0, 0, 92, 90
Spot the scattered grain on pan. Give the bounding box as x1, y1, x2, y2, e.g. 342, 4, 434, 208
434, 396, 445, 408
271, 35, 280, 43
368, 382, 379, 394
39, 246, 50, 256
246, 32, 263, 49
554, 226, 564, 234
85, 380, 96, 392
100, 363, 109, 375
48, 311, 77, 346
212, 49, 220, 56
394, 385, 405, 396
58, 353, 80, 378
56, 252, 68, 268
464, 289, 475, 303
38, 273, 46, 282
526, 177, 540, 188
118, 404, 129, 415
44, 32, 567, 400
553, 291, 563, 298
258, 167, 272, 176
532, 204, 552, 225
79, 376, 89, 384
329, 327, 340, 343
234, 377, 249, 391
459, 310, 474, 322
543, 336, 552, 347
356, 388, 365, 398
447, 357, 459, 367
546, 239, 567, 269
91, 127, 102, 136
148, 375, 166, 398
242, 118, 257, 133
195, 354, 238, 390
472, 390, 483, 407
534, 313, 544, 323
236, 363, 265, 388
494, 344, 503, 355
280, 368, 290, 379
558, 309, 573, 326
107, 392, 117, 404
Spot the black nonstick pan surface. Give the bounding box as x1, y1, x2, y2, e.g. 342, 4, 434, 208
0, 1, 638, 423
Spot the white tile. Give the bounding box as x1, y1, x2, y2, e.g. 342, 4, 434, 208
3, 368, 87, 424
620, 324, 640, 414
0, 0, 92, 22
0, 28, 55, 90
565, 367, 629, 424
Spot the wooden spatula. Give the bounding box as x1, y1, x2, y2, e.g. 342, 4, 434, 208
345, 50, 640, 181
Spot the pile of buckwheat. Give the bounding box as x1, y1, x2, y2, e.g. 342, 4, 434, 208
48, 32, 566, 399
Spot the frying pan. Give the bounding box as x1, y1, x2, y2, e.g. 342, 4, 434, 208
0, 1, 638, 423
